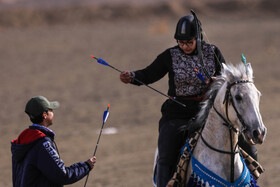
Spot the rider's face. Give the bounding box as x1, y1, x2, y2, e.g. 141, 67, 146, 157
177, 38, 197, 54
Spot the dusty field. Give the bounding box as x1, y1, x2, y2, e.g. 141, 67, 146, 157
0, 1, 279, 186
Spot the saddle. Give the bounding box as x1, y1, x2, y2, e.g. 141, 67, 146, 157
167, 129, 265, 187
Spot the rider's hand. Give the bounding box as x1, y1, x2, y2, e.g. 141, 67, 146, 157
206, 76, 216, 85
120, 71, 132, 84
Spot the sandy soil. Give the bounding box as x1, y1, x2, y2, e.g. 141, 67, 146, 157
0, 1, 279, 186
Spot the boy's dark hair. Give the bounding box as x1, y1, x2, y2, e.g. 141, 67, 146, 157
28, 112, 45, 124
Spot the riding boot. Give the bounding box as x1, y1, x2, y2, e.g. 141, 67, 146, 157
156, 164, 172, 187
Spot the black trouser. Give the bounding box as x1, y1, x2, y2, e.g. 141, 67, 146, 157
156, 116, 258, 187
156, 117, 188, 187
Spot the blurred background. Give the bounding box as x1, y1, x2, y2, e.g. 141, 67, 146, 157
0, 0, 279, 186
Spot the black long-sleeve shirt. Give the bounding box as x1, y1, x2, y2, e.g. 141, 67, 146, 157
132, 41, 225, 119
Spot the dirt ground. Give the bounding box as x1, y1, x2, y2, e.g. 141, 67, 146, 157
0, 1, 279, 186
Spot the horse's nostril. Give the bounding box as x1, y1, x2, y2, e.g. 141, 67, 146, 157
253, 130, 259, 139
253, 129, 264, 144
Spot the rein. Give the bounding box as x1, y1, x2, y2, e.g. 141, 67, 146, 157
223, 80, 253, 131
201, 79, 253, 183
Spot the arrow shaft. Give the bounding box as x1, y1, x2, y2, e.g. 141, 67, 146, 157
96, 58, 186, 108
84, 105, 110, 187
93, 122, 105, 156
133, 77, 186, 108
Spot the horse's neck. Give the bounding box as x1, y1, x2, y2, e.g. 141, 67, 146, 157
192, 107, 244, 182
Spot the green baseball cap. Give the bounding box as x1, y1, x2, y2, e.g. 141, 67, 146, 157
25, 96, 60, 118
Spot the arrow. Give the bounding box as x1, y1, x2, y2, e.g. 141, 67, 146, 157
91, 56, 186, 108
84, 104, 110, 187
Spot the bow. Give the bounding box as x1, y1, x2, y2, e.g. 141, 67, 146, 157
191, 10, 212, 82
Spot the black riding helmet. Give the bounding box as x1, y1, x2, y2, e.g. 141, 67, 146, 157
174, 15, 202, 41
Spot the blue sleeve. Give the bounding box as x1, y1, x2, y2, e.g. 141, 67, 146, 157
36, 138, 91, 185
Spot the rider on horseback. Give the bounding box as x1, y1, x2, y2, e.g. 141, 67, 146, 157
120, 13, 257, 187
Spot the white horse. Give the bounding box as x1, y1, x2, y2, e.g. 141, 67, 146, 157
154, 63, 267, 187
179, 63, 267, 186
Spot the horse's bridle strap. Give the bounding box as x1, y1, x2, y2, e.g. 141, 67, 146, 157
213, 106, 238, 133
224, 80, 253, 132
223, 80, 253, 105
217, 79, 253, 182
200, 133, 239, 155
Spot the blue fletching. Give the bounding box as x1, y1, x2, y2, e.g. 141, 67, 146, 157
97, 58, 109, 66
197, 73, 206, 82
103, 110, 109, 123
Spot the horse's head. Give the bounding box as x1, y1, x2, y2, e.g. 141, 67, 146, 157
220, 63, 267, 145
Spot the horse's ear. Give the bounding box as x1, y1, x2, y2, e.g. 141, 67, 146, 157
222, 63, 235, 82
246, 63, 254, 80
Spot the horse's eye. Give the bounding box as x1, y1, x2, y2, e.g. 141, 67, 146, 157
235, 94, 243, 101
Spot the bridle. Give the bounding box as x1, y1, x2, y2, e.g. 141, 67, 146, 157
200, 79, 253, 183
223, 80, 254, 131
191, 9, 254, 182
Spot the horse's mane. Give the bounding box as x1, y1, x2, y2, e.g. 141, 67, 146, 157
186, 63, 253, 133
